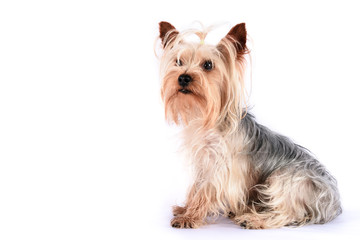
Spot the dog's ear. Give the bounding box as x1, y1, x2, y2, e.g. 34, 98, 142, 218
159, 21, 179, 48
219, 23, 248, 59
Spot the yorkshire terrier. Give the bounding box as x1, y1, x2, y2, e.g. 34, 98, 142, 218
157, 21, 341, 229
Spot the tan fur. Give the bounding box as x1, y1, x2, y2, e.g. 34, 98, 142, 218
234, 169, 320, 229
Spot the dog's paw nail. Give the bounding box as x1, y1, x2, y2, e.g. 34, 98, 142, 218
172, 222, 181, 228
171, 216, 197, 229
240, 221, 247, 228
228, 211, 236, 218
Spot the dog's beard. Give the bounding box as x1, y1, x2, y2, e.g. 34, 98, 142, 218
161, 71, 207, 125
161, 70, 224, 127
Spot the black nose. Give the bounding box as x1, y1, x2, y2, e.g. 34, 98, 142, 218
178, 74, 192, 87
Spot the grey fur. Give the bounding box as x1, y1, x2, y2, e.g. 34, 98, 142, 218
240, 112, 342, 224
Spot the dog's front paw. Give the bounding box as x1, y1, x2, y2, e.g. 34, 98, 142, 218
171, 216, 199, 229
234, 214, 265, 229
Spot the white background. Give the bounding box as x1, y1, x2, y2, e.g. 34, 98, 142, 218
1, 0, 360, 239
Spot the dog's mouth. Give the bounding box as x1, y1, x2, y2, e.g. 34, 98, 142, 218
179, 89, 192, 94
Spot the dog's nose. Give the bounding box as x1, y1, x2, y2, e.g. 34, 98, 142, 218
178, 74, 192, 87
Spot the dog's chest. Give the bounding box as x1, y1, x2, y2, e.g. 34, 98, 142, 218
182, 124, 236, 175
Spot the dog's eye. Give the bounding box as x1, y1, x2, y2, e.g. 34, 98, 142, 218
203, 60, 213, 71
176, 59, 183, 66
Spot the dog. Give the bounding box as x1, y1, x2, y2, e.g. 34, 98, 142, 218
157, 21, 341, 229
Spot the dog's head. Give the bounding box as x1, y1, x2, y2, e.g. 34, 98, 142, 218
158, 22, 248, 131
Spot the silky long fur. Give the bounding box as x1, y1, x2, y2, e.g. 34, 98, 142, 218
158, 21, 341, 229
